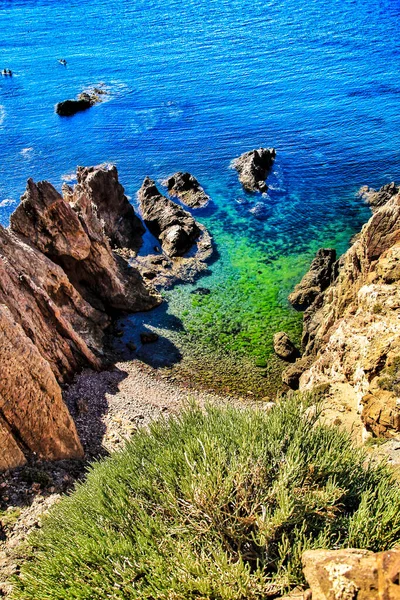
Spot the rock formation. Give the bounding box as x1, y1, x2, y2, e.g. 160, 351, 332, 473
358, 181, 399, 213
0, 166, 162, 471
56, 88, 107, 117
164, 172, 210, 208
231, 148, 276, 193
75, 164, 145, 250
288, 248, 337, 311
273, 331, 299, 361
138, 177, 201, 257
285, 183, 400, 437
302, 548, 400, 600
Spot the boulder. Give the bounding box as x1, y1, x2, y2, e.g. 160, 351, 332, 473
282, 356, 314, 389
361, 390, 400, 438
359, 182, 399, 213
0, 304, 83, 470
273, 331, 299, 361
56, 97, 94, 117
164, 171, 210, 208
289, 248, 337, 311
75, 164, 145, 250
302, 548, 400, 600
138, 176, 201, 257
231, 148, 276, 193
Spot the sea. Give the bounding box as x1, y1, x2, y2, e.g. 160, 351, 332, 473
1, 0, 400, 394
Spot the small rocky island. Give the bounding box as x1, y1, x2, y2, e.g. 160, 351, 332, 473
232, 147, 276, 192
56, 87, 107, 116
164, 171, 210, 208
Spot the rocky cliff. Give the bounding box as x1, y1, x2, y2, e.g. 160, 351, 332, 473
1, 165, 162, 471
284, 183, 400, 438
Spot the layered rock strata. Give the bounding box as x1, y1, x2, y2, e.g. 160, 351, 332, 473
164, 171, 210, 208
231, 147, 276, 193
284, 184, 400, 437
138, 177, 201, 257
1, 166, 161, 471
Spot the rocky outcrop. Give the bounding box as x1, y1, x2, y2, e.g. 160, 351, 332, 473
288, 248, 337, 311
12, 177, 160, 314
287, 183, 400, 437
138, 177, 201, 257
302, 548, 400, 600
75, 165, 145, 250
0, 167, 163, 471
359, 182, 399, 213
56, 88, 107, 117
231, 148, 276, 193
164, 172, 210, 208
273, 331, 299, 361
0, 305, 83, 468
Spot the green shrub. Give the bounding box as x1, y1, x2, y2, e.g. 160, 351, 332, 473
13, 398, 400, 599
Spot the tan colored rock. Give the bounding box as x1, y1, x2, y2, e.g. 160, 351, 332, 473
0, 414, 26, 471
302, 548, 400, 600
164, 171, 210, 208
0, 304, 83, 469
231, 147, 276, 193
361, 390, 400, 438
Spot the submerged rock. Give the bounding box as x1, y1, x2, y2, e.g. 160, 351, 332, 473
164, 171, 210, 208
273, 331, 299, 361
231, 147, 276, 193
288, 248, 337, 311
138, 176, 201, 257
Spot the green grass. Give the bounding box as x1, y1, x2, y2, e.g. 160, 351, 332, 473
12, 397, 400, 599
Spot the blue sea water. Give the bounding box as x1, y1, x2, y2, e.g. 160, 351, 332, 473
1, 0, 400, 392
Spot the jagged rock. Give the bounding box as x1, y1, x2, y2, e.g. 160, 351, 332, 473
289, 249, 337, 311
164, 172, 210, 208
231, 148, 276, 193
11, 177, 160, 314
282, 356, 314, 389
0, 304, 83, 470
273, 331, 299, 361
361, 390, 400, 438
138, 177, 201, 257
302, 548, 400, 600
75, 165, 145, 250
0, 224, 105, 382
359, 182, 399, 213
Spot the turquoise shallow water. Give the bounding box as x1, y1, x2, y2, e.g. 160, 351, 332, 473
1, 0, 400, 392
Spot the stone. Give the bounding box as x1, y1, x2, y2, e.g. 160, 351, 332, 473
302, 548, 400, 600
361, 390, 400, 438
231, 148, 276, 193
140, 332, 159, 344
0, 304, 83, 470
138, 177, 201, 257
282, 356, 314, 389
75, 164, 145, 250
273, 331, 300, 361
359, 182, 399, 213
164, 171, 210, 208
56, 98, 93, 116
289, 249, 337, 311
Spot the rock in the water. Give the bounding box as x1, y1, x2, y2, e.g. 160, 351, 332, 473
231, 148, 276, 193
164, 172, 210, 208
288, 248, 337, 311
358, 181, 399, 213
0, 304, 83, 471
56, 89, 105, 117
273, 331, 299, 361
302, 548, 400, 600
138, 176, 201, 257
140, 332, 159, 344
75, 164, 145, 250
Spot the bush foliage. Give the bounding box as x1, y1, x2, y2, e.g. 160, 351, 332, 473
13, 397, 400, 599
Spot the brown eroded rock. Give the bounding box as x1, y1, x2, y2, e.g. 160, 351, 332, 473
273, 331, 300, 361
231, 147, 276, 193
0, 224, 105, 382
164, 171, 210, 208
358, 182, 399, 213
361, 390, 400, 438
302, 548, 400, 600
0, 304, 83, 470
289, 248, 337, 311
75, 164, 145, 250
138, 176, 201, 257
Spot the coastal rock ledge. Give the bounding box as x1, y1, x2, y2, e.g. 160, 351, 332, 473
284, 182, 400, 438
0, 165, 162, 471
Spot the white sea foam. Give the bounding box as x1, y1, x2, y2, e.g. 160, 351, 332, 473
0, 106, 5, 126
0, 198, 16, 207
